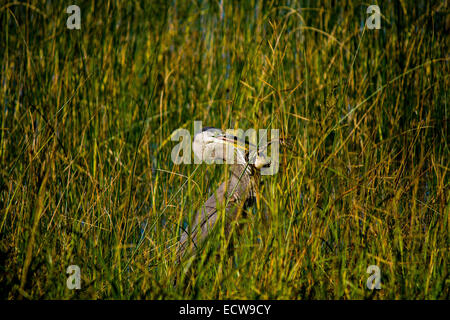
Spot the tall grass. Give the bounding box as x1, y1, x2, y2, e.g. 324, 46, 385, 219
0, 0, 448, 299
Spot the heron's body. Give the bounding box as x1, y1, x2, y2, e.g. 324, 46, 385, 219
177, 127, 265, 258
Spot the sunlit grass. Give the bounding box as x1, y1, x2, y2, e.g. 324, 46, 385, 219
0, 1, 448, 299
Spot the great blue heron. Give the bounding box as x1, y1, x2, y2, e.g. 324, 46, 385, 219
177, 127, 272, 259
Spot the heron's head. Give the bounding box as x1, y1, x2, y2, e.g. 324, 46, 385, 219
193, 127, 271, 170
